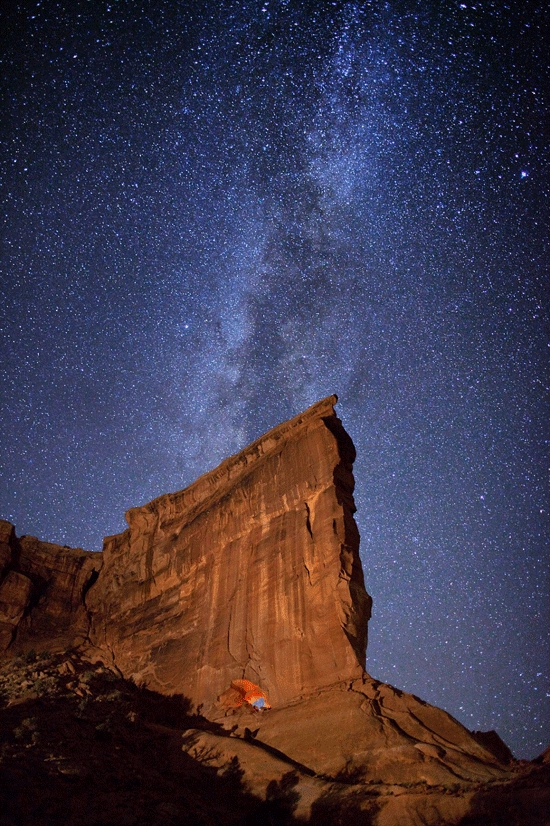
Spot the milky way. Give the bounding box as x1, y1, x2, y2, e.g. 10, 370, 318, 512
1, 1, 548, 758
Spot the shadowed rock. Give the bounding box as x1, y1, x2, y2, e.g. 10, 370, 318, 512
0, 521, 100, 653
1, 397, 548, 825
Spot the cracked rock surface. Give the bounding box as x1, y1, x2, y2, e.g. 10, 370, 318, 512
85, 395, 371, 713
0, 520, 100, 655
1, 653, 548, 826
1, 397, 549, 824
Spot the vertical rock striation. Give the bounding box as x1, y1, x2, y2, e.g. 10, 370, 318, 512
0, 520, 101, 653
3, 397, 545, 812
86, 395, 371, 711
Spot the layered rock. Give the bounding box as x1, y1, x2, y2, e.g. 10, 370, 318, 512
214, 677, 511, 787
0, 520, 100, 654
2, 396, 547, 824
86, 395, 371, 711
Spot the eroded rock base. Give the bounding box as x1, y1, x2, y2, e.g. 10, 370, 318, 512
1, 653, 547, 826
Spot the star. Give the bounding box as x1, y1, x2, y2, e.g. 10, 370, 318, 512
0, 0, 546, 760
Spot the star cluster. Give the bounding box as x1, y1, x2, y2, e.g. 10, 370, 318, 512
1, 0, 548, 758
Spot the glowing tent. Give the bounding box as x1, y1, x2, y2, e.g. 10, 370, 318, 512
219, 678, 272, 710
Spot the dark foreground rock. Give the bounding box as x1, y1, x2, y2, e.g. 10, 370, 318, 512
1, 652, 548, 826
0, 652, 264, 826
1, 397, 548, 824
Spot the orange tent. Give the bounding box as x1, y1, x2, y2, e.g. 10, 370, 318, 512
220, 678, 271, 710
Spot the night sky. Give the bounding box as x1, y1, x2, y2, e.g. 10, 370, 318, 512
1, 0, 548, 759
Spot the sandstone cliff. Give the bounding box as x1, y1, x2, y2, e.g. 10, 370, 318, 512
0, 520, 100, 653
86, 395, 371, 711
1, 396, 548, 825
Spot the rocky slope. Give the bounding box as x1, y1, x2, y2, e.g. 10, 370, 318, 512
1, 396, 548, 825
1, 651, 548, 826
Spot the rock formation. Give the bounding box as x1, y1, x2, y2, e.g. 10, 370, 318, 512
1, 395, 548, 825
86, 395, 371, 712
0, 520, 99, 653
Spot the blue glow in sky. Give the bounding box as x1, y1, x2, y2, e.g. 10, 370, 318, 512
1, 0, 548, 758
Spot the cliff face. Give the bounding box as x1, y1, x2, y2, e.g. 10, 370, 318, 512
86, 395, 371, 711
0, 521, 100, 653
2, 397, 548, 824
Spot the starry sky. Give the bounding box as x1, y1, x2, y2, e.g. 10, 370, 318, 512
1, 0, 548, 759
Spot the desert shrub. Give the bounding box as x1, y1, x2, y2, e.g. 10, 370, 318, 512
13, 717, 38, 740
100, 669, 119, 683
264, 771, 301, 820
33, 676, 57, 696
334, 763, 366, 784
94, 689, 126, 703
74, 696, 91, 718
79, 670, 98, 684
190, 743, 222, 764
221, 755, 245, 788
95, 714, 114, 739
104, 689, 126, 702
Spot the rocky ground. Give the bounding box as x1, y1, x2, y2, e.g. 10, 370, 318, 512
0, 652, 548, 826
0, 651, 266, 826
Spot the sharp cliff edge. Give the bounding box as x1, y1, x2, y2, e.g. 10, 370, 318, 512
1, 397, 548, 825
85, 394, 371, 711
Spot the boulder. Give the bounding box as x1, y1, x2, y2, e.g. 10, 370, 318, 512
217, 677, 510, 786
